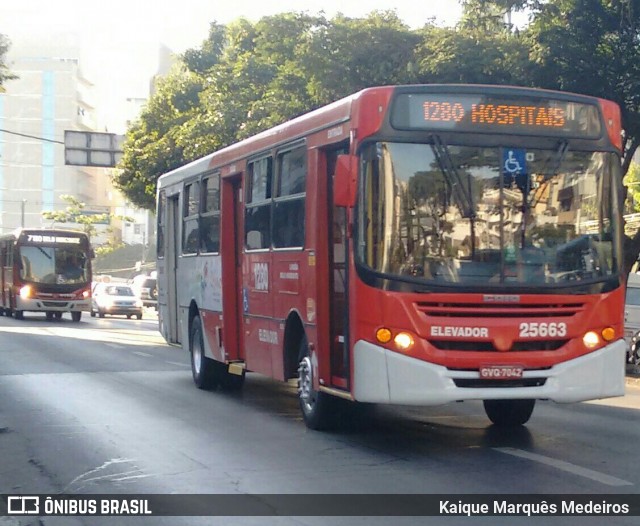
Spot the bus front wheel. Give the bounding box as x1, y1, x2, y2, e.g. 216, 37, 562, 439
14, 310, 24, 320
297, 335, 336, 430
71, 311, 81, 322
483, 399, 535, 426
190, 315, 218, 390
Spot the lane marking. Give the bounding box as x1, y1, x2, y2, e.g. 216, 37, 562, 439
165, 361, 190, 368
132, 351, 152, 358
494, 447, 633, 487
105, 343, 125, 349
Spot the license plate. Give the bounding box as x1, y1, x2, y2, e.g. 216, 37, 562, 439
479, 365, 524, 379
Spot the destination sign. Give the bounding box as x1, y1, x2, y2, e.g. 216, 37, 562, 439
391, 93, 602, 138
25, 235, 82, 244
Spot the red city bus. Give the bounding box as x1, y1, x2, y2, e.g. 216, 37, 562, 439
0, 228, 93, 321
156, 84, 626, 429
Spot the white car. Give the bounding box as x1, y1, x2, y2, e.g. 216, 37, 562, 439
91, 283, 143, 319
625, 273, 640, 365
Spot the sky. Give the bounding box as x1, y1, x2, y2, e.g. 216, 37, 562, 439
0, 0, 468, 130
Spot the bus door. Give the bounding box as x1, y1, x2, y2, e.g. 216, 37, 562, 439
220, 175, 244, 362
328, 148, 350, 386
166, 194, 181, 344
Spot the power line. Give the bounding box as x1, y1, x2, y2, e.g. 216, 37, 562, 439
0, 128, 64, 145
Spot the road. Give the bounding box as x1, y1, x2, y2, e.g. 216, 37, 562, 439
0, 310, 639, 525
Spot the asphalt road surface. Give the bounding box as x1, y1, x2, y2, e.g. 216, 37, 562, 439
0, 310, 639, 525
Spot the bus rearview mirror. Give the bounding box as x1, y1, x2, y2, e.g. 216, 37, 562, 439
334, 154, 357, 208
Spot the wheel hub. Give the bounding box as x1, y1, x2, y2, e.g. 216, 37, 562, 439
297, 356, 314, 407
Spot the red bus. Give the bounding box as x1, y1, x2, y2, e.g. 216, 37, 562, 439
0, 228, 93, 321
156, 84, 626, 429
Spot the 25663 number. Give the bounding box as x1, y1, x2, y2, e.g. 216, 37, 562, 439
519, 321, 567, 338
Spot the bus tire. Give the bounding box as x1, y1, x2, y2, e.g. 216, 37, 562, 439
483, 399, 535, 426
297, 335, 336, 430
190, 315, 218, 390
46, 312, 54, 321
54, 312, 62, 320
98, 310, 105, 318
71, 311, 81, 322
14, 310, 24, 320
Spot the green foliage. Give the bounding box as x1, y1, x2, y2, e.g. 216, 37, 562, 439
525, 0, 640, 169
0, 34, 17, 91
41, 195, 109, 240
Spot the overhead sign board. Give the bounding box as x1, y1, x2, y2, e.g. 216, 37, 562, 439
64, 131, 124, 167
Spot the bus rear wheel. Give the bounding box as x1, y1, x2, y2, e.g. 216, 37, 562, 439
190, 315, 218, 390
14, 310, 24, 320
483, 399, 535, 426
71, 311, 81, 322
297, 335, 337, 430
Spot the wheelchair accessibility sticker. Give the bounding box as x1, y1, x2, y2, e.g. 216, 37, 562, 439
503, 148, 527, 175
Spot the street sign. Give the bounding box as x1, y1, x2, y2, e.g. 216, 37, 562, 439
64, 131, 124, 167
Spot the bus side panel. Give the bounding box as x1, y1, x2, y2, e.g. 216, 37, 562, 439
196, 254, 224, 362
271, 256, 304, 381
242, 252, 275, 378
176, 254, 200, 347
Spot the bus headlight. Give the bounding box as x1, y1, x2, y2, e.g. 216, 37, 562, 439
583, 331, 600, 349
19, 285, 32, 299
394, 332, 414, 351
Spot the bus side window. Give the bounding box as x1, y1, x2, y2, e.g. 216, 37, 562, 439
272, 145, 306, 249
183, 181, 200, 254
245, 157, 272, 250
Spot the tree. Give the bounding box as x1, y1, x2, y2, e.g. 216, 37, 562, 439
0, 34, 17, 92
116, 11, 418, 209
41, 195, 110, 242
523, 0, 640, 270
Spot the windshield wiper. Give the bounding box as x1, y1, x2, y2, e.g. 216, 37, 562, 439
544, 140, 569, 179
430, 134, 475, 219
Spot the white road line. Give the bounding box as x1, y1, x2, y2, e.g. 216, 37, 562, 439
132, 351, 153, 358
105, 343, 125, 349
165, 361, 190, 367
494, 447, 633, 487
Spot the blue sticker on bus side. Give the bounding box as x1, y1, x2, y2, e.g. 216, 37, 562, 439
243, 288, 249, 313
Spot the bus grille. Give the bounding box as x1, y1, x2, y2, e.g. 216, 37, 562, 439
415, 301, 585, 318
42, 301, 69, 307
430, 340, 568, 352
417, 300, 581, 353
453, 378, 547, 388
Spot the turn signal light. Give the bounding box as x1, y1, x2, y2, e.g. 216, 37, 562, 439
601, 327, 615, 342
376, 328, 392, 344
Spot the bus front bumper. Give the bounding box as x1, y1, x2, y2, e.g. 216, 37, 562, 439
353, 339, 626, 405
15, 297, 91, 313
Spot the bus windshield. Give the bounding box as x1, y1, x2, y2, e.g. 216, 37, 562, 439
19, 245, 89, 285
357, 141, 621, 288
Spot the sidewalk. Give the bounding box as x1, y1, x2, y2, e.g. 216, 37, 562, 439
626, 364, 640, 386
